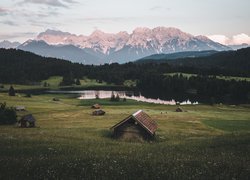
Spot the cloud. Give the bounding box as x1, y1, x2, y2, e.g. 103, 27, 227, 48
208, 34, 250, 45
18, 0, 77, 8
231, 34, 250, 45
149, 6, 171, 11
207, 35, 230, 45
61, 0, 78, 3
0, 32, 36, 41
27, 19, 62, 27
0, 7, 11, 16
81, 16, 146, 23
0, 20, 18, 26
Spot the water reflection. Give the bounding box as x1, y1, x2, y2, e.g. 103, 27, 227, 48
48, 90, 198, 105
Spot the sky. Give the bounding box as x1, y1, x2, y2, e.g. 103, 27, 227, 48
0, 0, 250, 44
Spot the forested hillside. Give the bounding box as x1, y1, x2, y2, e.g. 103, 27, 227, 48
0, 49, 87, 84
138, 47, 250, 77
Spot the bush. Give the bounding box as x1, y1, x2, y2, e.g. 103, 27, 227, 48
25, 93, 32, 98
0, 102, 17, 125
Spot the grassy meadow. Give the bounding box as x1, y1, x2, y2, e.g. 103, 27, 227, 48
0, 76, 110, 91
0, 91, 250, 179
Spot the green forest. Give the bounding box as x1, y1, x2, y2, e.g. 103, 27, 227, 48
1, 48, 250, 104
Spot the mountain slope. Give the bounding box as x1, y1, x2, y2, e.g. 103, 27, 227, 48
0, 48, 87, 84
136, 50, 218, 63
18, 40, 101, 64
168, 47, 250, 76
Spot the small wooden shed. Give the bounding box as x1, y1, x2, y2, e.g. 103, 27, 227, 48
53, 98, 60, 101
15, 106, 26, 111
111, 110, 157, 141
92, 109, 105, 116
19, 114, 36, 128
175, 107, 183, 112
91, 104, 101, 109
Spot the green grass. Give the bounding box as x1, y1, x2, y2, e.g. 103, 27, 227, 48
79, 98, 148, 106
165, 72, 250, 81
165, 72, 197, 78
42, 76, 63, 87
1, 76, 111, 92
202, 120, 250, 132
123, 80, 137, 87
215, 75, 250, 82
0, 93, 250, 179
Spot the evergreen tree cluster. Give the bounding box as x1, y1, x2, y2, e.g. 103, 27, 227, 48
0, 102, 17, 125
137, 74, 250, 104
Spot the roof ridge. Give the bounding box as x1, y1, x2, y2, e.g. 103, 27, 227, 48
132, 109, 142, 117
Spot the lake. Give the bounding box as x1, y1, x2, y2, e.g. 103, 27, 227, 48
48, 90, 198, 105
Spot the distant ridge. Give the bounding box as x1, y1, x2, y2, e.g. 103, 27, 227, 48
135, 50, 218, 64
0, 40, 20, 49
18, 40, 101, 65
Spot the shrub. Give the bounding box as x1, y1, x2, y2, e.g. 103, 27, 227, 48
0, 102, 17, 125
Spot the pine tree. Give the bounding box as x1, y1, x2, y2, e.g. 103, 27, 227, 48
8, 86, 15, 96
115, 94, 120, 101
75, 78, 81, 85
60, 72, 75, 86
110, 91, 116, 101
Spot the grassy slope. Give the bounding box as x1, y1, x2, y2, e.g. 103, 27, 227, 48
0, 93, 250, 179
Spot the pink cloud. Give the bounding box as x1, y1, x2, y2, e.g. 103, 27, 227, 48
208, 33, 250, 45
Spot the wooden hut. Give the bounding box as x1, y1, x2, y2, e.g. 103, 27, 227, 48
91, 104, 101, 109
19, 114, 36, 128
175, 107, 183, 112
53, 98, 60, 101
110, 110, 157, 141
92, 109, 105, 116
15, 106, 26, 111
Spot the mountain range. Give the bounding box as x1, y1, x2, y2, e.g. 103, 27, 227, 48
2, 27, 234, 64
0, 40, 21, 49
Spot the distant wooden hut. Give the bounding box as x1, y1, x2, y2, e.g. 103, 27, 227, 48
110, 110, 157, 141
53, 98, 60, 101
15, 106, 26, 111
91, 104, 101, 109
175, 107, 183, 112
19, 114, 36, 128
92, 109, 105, 116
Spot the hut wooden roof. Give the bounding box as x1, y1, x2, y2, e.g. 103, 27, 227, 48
111, 110, 157, 136
92, 104, 101, 109
15, 106, 25, 111
20, 114, 36, 123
